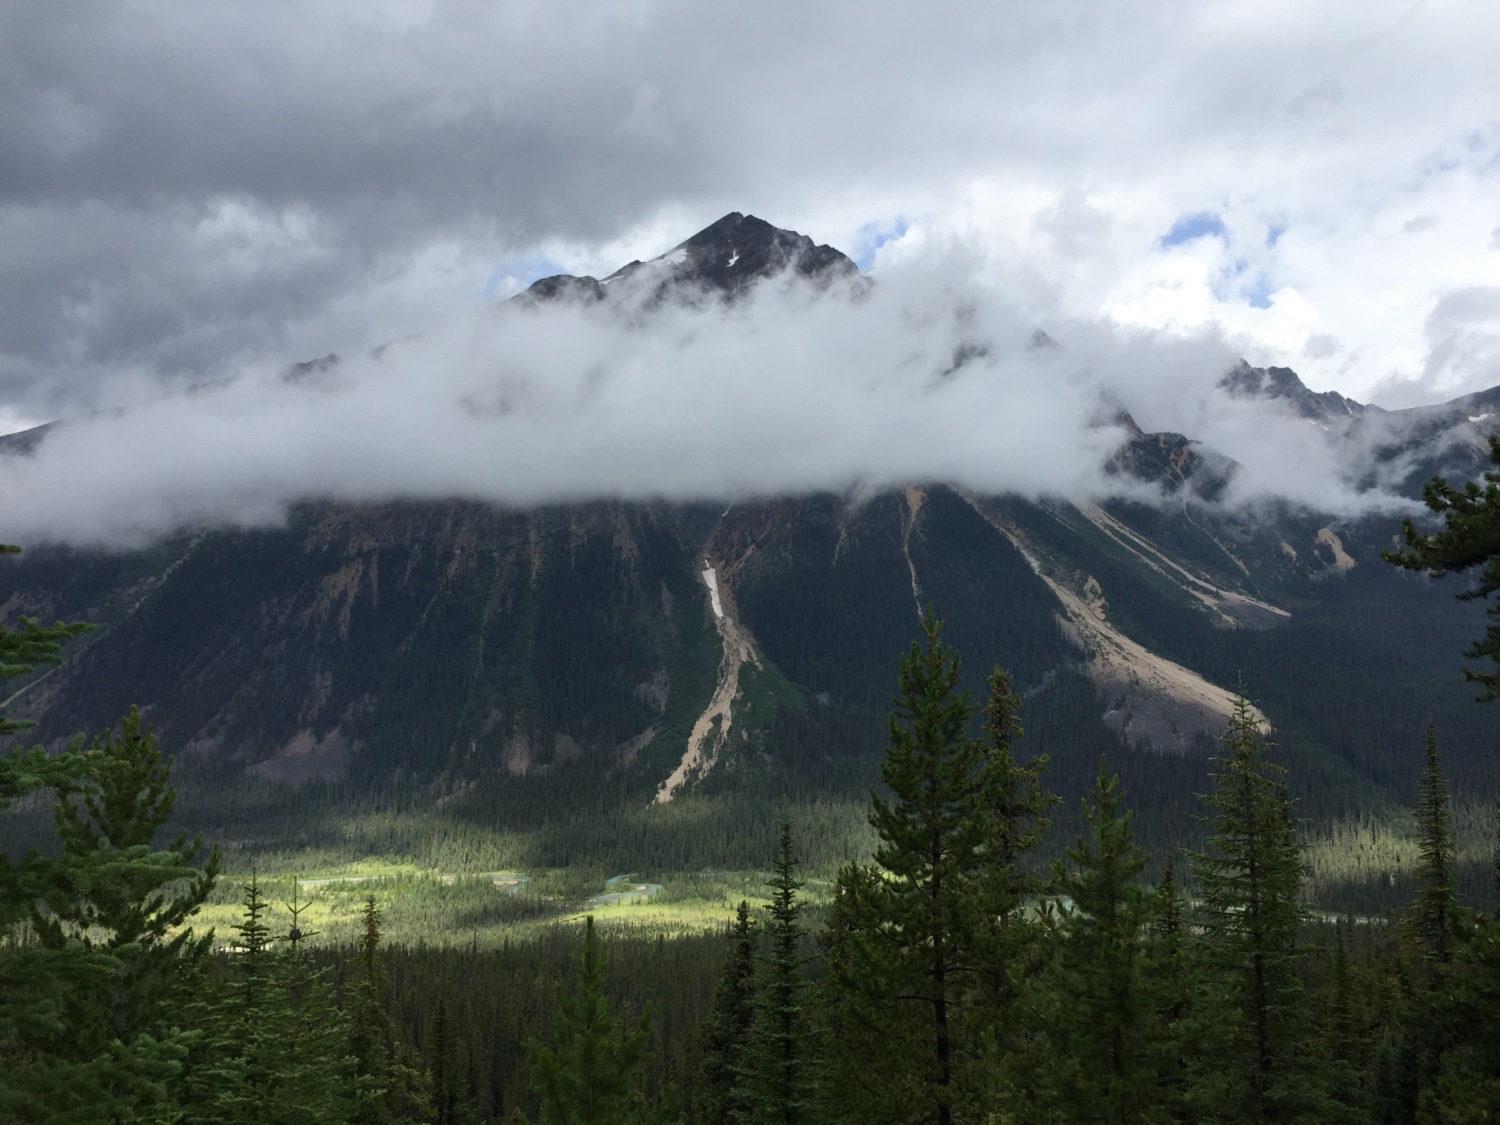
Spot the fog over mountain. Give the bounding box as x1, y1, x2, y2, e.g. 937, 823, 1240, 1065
0, 215, 1433, 548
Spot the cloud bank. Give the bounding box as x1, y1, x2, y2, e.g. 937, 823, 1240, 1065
0, 253, 1414, 547
4, 0, 1500, 428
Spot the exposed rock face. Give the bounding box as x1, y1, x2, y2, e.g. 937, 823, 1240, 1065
522, 210, 860, 308
1220, 360, 1371, 424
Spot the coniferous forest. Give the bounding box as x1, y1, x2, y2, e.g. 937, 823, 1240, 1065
4, 589, 1500, 1122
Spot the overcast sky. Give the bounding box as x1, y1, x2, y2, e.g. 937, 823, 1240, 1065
0, 1, 1496, 541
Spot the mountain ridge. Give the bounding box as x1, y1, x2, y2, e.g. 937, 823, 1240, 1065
0, 213, 1495, 845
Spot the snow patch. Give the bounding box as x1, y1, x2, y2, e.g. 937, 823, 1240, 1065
1469, 413, 1493, 423
727, 249, 740, 267
702, 561, 723, 618
660, 246, 688, 266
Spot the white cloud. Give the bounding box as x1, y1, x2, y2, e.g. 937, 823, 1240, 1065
0, 0, 1497, 515
0, 254, 1414, 547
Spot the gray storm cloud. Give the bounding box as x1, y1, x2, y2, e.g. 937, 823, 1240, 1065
0, 253, 1415, 548
3, 1, 1499, 421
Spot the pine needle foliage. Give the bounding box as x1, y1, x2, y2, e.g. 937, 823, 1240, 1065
526, 915, 652, 1125
744, 821, 814, 1125
820, 609, 1052, 1125
1412, 722, 1458, 961
1, 704, 217, 1121
1021, 755, 1194, 1122
347, 896, 435, 1125
1190, 694, 1334, 1123
1384, 434, 1500, 697
42, 706, 219, 952
700, 900, 758, 1125
0, 547, 91, 735
179, 875, 363, 1125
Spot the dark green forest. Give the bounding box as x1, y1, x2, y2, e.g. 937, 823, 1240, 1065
5, 593, 1500, 1122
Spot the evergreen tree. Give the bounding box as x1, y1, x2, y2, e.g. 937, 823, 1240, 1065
347, 896, 434, 1125
0, 568, 92, 736
38, 707, 219, 1040
527, 916, 651, 1125
176, 875, 278, 1123
1321, 919, 1374, 1118
819, 611, 1052, 1125
1151, 856, 1183, 944
428, 997, 476, 1125
972, 666, 1056, 1024
1019, 755, 1193, 1123
1383, 434, 1500, 696
744, 822, 814, 1125
1379, 725, 1479, 1121
1418, 815, 1500, 1121
818, 862, 916, 1125
1190, 694, 1333, 1123
1412, 723, 1458, 961
178, 876, 361, 1125
349, 895, 396, 1114
276, 885, 363, 1123
1, 705, 218, 1122
1420, 936, 1500, 1121
701, 900, 758, 1125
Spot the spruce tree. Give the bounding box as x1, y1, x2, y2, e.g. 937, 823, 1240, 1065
1412, 722, 1458, 961
1190, 694, 1334, 1123
1380, 724, 1479, 1120
348, 896, 395, 1116
972, 666, 1055, 1025
347, 896, 434, 1125
1, 707, 216, 1122
275, 885, 362, 1123
0, 572, 91, 736
1151, 856, 1183, 944
1383, 434, 1500, 696
744, 822, 814, 1125
819, 611, 1052, 1125
177, 875, 279, 1123
38, 707, 219, 1040
178, 876, 361, 1125
527, 915, 651, 1125
1418, 828, 1500, 1118
818, 862, 915, 1125
430, 998, 456, 1123
1320, 919, 1374, 1118
701, 900, 758, 1125
1020, 755, 1193, 1122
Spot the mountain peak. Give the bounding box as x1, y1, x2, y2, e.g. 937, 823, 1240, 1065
522, 213, 859, 306
669, 212, 859, 288
1219, 360, 1368, 425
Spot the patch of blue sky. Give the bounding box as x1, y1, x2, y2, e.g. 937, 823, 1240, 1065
1208, 255, 1272, 309
1242, 274, 1274, 309
1158, 211, 1227, 248
480, 254, 569, 299
852, 217, 908, 271
1266, 223, 1286, 247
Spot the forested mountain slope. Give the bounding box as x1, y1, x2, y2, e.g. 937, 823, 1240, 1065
0, 214, 1495, 839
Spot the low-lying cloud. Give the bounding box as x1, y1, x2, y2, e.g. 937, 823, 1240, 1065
0, 251, 1422, 548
